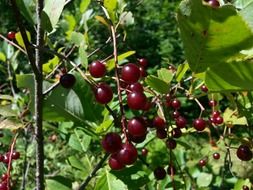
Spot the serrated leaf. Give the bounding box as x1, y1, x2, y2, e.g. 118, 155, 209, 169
176, 62, 189, 82
157, 68, 173, 83
94, 169, 127, 190
42, 56, 60, 74
80, 0, 91, 13
223, 108, 248, 126
196, 173, 213, 187
106, 51, 136, 71
104, 0, 117, 23
15, 31, 31, 49
42, 0, 65, 32
145, 75, 169, 94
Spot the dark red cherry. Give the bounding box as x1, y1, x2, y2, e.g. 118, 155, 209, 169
172, 110, 180, 118
214, 116, 223, 125
12, 151, 20, 160
94, 83, 113, 104
0, 182, 7, 190
212, 111, 220, 118
121, 63, 140, 84
101, 132, 122, 153
200, 85, 208, 92
166, 138, 177, 149
3, 155, 9, 164
109, 154, 125, 170
176, 116, 187, 128
193, 118, 206, 131
141, 148, 148, 156
127, 117, 147, 137
199, 159, 207, 167
138, 58, 148, 67
128, 133, 147, 144
209, 100, 217, 107
0, 154, 4, 162
117, 143, 138, 165
236, 145, 253, 161
153, 116, 166, 129
60, 73, 76, 88
89, 61, 106, 78
128, 82, 143, 93
207, 0, 220, 8
242, 185, 249, 190
127, 92, 147, 110
171, 99, 181, 110
172, 128, 182, 138
154, 167, 166, 180
139, 66, 147, 78
213, 152, 220, 160
156, 129, 167, 139
1, 173, 8, 181
7, 31, 16, 40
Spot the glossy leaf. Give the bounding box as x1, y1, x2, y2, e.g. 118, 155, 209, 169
104, 0, 117, 23
15, 31, 31, 49
145, 75, 169, 94
42, 56, 60, 74
176, 62, 189, 82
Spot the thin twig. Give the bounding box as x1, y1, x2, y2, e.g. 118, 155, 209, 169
0, 34, 27, 54
78, 154, 109, 190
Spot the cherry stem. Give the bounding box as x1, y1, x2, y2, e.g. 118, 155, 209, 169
194, 98, 205, 117
7, 133, 19, 190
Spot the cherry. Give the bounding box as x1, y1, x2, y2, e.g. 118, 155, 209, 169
207, 0, 220, 8
3, 155, 9, 164
138, 58, 148, 67
176, 116, 187, 128
165, 94, 172, 106
128, 133, 146, 143
154, 167, 166, 180
199, 159, 207, 167
127, 117, 147, 137
128, 82, 143, 93
209, 100, 217, 107
1, 173, 8, 181
236, 145, 253, 161
172, 128, 182, 138
94, 83, 113, 104
193, 118, 206, 131
171, 99, 181, 110
172, 110, 180, 118
153, 116, 165, 129
109, 154, 125, 170
89, 61, 106, 78
127, 92, 147, 110
117, 143, 138, 165
212, 111, 220, 118
167, 164, 176, 175
213, 152, 220, 160
213, 116, 223, 125
60, 73, 76, 88
141, 148, 148, 156
121, 63, 140, 84
12, 151, 20, 160
242, 185, 249, 190
139, 66, 147, 78
7, 31, 16, 40
0, 182, 7, 190
166, 138, 177, 149
200, 85, 208, 92
0, 154, 4, 162
101, 132, 122, 153
156, 129, 167, 139
142, 101, 152, 111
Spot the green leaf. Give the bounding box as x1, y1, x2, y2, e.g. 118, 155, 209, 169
106, 51, 136, 71
70, 32, 85, 46
0, 52, 6, 62
79, 44, 88, 69
68, 156, 85, 171
223, 108, 248, 126
16, 0, 35, 25
0, 119, 24, 130
94, 169, 127, 190
15, 31, 31, 49
42, 56, 60, 74
46, 176, 72, 190
196, 173, 213, 187
42, 0, 65, 32
157, 68, 173, 83
145, 75, 169, 94
234, 178, 251, 190
176, 62, 189, 82
104, 0, 117, 23
80, 0, 91, 13
95, 119, 113, 134
0, 105, 17, 117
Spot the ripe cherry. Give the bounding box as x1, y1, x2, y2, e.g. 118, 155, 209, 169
0, 182, 7, 190
200, 85, 208, 92
127, 117, 147, 137
101, 132, 122, 153
141, 148, 148, 156
138, 58, 148, 67
236, 145, 253, 161
209, 100, 217, 107
121, 63, 140, 84
12, 151, 20, 160
207, 0, 220, 8
127, 92, 147, 110
7, 31, 16, 40
172, 128, 182, 138
212, 111, 220, 118
172, 110, 180, 118
171, 99, 181, 110
166, 138, 177, 149
156, 129, 167, 139
109, 154, 125, 170
128, 82, 143, 93
94, 83, 113, 104
154, 167, 166, 180
117, 143, 138, 165
242, 185, 249, 190
214, 116, 223, 125
213, 152, 220, 160
0, 154, 4, 162
60, 73, 76, 88
3, 155, 9, 164
176, 116, 187, 128
1, 173, 8, 181
139, 66, 147, 78
89, 61, 106, 78
193, 118, 206, 131
199, 159, 207, 167
128, 133, 146, 143
153, 116, 166, 129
